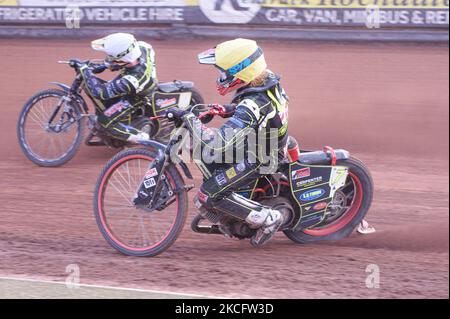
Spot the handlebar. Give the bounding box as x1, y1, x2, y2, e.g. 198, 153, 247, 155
150, 104, 222, 121
150, 104, 225, 122
58, 59, 107, 71
58, 59, 105, 64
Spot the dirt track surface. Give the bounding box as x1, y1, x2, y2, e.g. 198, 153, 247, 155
0, 39, 448, 299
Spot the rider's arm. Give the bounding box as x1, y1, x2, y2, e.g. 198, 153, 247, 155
79, 65, 139, 100
183, 98, 273, 153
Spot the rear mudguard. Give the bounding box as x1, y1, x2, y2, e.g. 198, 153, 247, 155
50, 82, 71, 92
50, 82, 89, 114
149, 84, 196, 141
299, 149, 350, 165
157, 81, 194, 93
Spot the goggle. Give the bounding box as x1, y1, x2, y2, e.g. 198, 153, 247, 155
221, 47, 263, 79
105, 41, 137, 63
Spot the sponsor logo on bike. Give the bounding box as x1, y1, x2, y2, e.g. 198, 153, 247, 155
144, 177, 156, 189
215, 173, 227, 186
145, 168, 158, 178
226, 167, 237, 179
299, 188, 325, 202
156, 98, 177, 108
291, 167, 311, 180
139, 190, 149, 198
296, 176, 323, 188
197, 191, 209, 203
236, 162, 246, 172
313, 201, 328, 211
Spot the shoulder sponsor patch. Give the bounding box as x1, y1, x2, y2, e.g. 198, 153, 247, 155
239, 99, 260, 120
123, 75, 139, 90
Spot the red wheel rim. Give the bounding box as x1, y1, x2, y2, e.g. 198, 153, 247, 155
303, 172, 363, 237
97, 154, 178, 252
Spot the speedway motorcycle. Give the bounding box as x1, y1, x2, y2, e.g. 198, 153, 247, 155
17, 59, 205, 167
93, 105, 374, 257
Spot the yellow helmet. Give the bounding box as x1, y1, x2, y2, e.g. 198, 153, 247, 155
198, 38, 267, 95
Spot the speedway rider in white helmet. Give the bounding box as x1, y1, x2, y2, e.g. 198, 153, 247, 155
78, 33, 157, 143
167, 38, 289, 246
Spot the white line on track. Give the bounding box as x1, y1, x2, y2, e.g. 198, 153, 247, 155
0, 276, 226, 299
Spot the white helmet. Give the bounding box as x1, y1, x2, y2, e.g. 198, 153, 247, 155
91, 33, 142, 63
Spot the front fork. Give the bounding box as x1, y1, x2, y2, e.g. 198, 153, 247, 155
133, 150, 168, 208
47, 95, 78, 133
132, 126, 196, 209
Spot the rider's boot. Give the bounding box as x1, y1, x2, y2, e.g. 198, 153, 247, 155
246, 208, 284, 246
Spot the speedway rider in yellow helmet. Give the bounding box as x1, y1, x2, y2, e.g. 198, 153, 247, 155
76, 33, 157, 143
168, 39, 290, 246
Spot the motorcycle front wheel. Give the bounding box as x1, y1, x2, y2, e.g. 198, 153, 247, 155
17, 89, 84, 167
93, 148, 188, 257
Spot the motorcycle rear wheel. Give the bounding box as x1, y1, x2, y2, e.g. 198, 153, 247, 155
284, 156, 374, 243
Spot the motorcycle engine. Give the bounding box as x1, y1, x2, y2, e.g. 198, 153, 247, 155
202, 210, 254, 239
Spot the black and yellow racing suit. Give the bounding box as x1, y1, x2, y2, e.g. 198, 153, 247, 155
80, 41, 157, 141
183, 71, 289, 220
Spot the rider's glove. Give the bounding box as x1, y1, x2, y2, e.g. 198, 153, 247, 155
208, 103, 236, 118
69, 59, 86, 70
166, 108, 189, 127
105, 62, 122, 72
91, 63, 108, 74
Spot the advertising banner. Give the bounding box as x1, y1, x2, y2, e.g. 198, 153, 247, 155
0, 6, 191, 23
18, 0, 189, 6
194, 0, 449, 28
0, 0, 448, 28
0, 0, 18, 6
